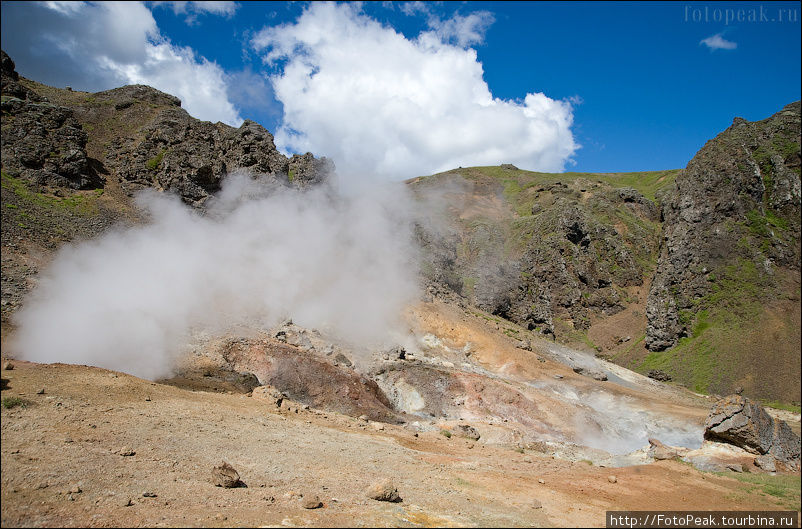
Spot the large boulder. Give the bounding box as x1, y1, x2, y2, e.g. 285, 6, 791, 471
703, 394, 800, 470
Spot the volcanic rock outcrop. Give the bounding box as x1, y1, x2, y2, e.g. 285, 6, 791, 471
1, 49, 333, 207
1, 50, 96, 189
704, 394, 801, 471
646, 102, 801, 351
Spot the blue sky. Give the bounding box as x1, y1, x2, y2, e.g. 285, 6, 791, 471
1, 1, 800, 179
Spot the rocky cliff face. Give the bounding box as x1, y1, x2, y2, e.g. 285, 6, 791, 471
646, 102, 801, 351
412, 168, 666, 338
1, 49, 332, 207
0, 49, 331, 325
1, 51, 96, 189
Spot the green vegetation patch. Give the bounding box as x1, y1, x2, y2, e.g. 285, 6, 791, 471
146, 148, 167, 171
762, 401, 802, 414
1, 170, 103, 216
639, 335, 719, 394
716, 472, 801, 511
2, 397, 30, 409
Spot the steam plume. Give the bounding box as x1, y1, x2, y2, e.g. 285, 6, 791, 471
12, 172, 420, 379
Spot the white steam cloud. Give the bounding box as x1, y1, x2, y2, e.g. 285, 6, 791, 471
12, 173, 420, 380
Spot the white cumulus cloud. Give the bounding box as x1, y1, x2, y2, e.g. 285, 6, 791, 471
4, 1, 241, 126
700, 32, 737, 50
153, 1, 239, 25
252, 2, 577, 181
426, 11, 495, 47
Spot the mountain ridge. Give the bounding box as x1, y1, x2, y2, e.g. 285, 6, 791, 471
1, 49, 800, 406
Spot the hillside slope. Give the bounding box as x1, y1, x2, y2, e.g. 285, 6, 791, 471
1, 46, 799, 405
412, 103, 800, 405
644, 103, 801, 402
0, 50, 330, 326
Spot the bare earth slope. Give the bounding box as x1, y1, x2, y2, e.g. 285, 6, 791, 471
3, 300, 799, 528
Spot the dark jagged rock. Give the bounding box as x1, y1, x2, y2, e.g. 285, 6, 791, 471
1, 50, 95, 189
704, 394, 800, 470
111, 113, 292, 206
1, 49, 332, 208
647, 369, 672, 382
289, 152, 335, 188
1, 50, 44, 103
415, 175, 659, 335
646, 102, 801, 351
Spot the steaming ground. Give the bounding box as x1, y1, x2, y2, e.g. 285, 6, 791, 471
9, 169, 714, 463
12, 172, 420, 380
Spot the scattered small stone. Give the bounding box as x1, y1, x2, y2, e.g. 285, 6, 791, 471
531, 499, 543, 509
366, 479, 402, 502
538, 479, 545, 484
648, 438, 679, 460
454, 424, 480, 440
214, 513, 227, 521
301, 495, 323, 509
647, 370, 672, 382
391, 346, 407, 360
754, 455, 777, 472
142, 492, 157, 498
607, 475, 617, 483
553, 374, 563, 379
145, 397, 151, 402
118, 447, 136, 457
370, 421, 385, 431
212, 461, 244, 488
251, 385, 284, 407
573, 366, 607, 381
358, 415, 369, 422
35, 482, 49, 490
726, 463, 744, 473
3, 361, 13, 370
36, 388, 45, 395
68, 485, 82, 494
333, 353, 352, 367
122, 498, 133, 507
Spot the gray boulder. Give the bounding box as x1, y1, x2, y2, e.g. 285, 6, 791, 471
704, 394, 800, 470
572, 365, 607, 381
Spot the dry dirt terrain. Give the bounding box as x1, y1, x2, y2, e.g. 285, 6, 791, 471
2, 300, 799, 528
